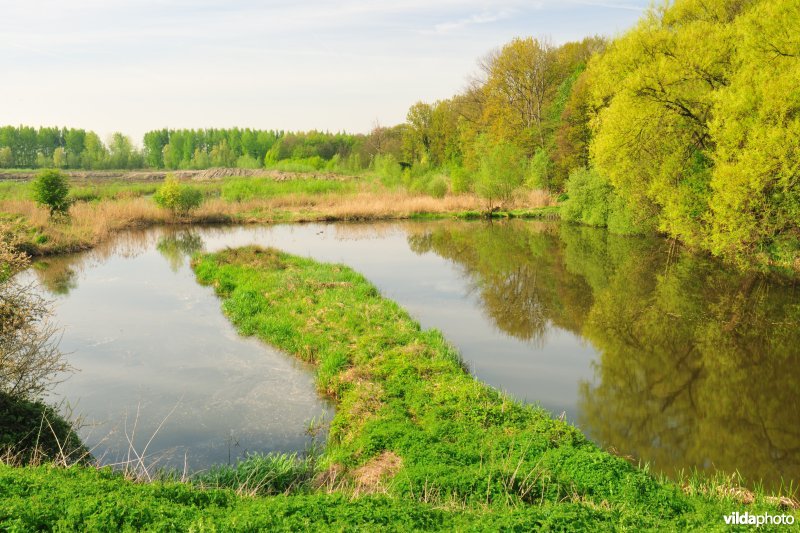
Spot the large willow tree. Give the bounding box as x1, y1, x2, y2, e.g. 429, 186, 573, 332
587, 0, 799, 267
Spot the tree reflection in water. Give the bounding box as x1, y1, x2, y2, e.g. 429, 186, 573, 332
409, 220, 800, 493
156, 230, 205, 272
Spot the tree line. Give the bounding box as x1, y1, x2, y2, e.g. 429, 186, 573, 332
0, 126, 143, 170
397, 0, 799, 267
2, 0, 796, 266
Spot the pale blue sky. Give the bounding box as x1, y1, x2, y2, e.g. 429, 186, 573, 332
0, 0, 651, 145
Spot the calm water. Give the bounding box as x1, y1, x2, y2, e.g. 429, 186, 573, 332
27, 220, 800, 490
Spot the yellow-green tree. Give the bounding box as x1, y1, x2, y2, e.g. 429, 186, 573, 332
707, 0, 800, 265
585, 0, 799, 267
480, 37, 558, 155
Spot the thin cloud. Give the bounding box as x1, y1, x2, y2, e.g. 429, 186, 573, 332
430, 10, 514, 35
0, 0, 651, 139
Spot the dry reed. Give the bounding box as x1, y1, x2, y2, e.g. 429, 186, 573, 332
1, 188, 555, 256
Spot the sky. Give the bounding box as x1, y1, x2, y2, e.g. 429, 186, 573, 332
0, 0, 651, 145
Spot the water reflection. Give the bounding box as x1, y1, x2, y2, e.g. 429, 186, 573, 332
27, 230, 331, 472
30, 220, 800, 490
156, 230, 204, 272
408, 220, 800, 492
31, 259, 78, 295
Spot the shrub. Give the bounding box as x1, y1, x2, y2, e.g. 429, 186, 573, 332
562, 167, 646, 234
427, 176, 448, 199
561, 167, 612, 226
153, 175, 204, 215
235, 154, 261, 169
31, 169, 70, 215
0, 234, 70, 400
0, 391, 87, 465
372, 154, 403, 187
449, 166, 473, 194
474, 137, 525, 210
526, 148, 552, 190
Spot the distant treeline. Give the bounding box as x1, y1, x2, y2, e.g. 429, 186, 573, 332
0, 126, 143, 170
0, 125, 408, 173
142, 128, 377, 171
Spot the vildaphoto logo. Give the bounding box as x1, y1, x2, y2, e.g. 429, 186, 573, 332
723, 511, 795, 526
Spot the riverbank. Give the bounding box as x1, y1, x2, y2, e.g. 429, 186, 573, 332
1, 245, 796, 529
0, 172, 556, 257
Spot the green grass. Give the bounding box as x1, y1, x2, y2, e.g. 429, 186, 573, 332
187, 247, 793, 528
68, 182, 160, 202
220, 177, 357, 202
192, 452, 319, 496
0, 181, 28, 201
1, 246, 796, 529
0, 464, 649, 531
0, 179, 160, 203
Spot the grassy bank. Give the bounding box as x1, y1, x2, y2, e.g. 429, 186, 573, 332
0, 173, 556, 257
1, 246, 796, 529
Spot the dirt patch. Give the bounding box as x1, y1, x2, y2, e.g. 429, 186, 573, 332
216, 246, 286, 270
352, 451, 403, 494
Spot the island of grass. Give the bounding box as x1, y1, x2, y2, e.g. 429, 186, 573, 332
1, 246, 796, 530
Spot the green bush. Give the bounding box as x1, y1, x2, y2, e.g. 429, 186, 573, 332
153, 175, 204, 215
449, 166, 473, 194
526, 148, 552, 190
474, 137, 525, 210
0, 391, 88, 465
31, 169, 70, 215
371, 154, 403, 187
561, 167, 612, 227
427, 176, 448, 199
562, 167, 646, 234
235, 154, 261, 169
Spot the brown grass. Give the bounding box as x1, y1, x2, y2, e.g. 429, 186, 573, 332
351, 451, 403, 495
1, 187, 556, 256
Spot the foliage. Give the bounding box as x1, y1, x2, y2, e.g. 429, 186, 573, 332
235, 154, 261, 169
0, 126, 142, 170
474, 137, 526, 210
586, 0, 800, 266
552, 68, 593, 189
561, 168, 646, 234
526, 148, 552, 190
0, 234, 70, 399
143, 128, 375, 172
561, 167, 612, 227
31, 169, 70, 215
449, 166, 473, 194
371, 154, 403, 188
0, 391, 87, 465
153, 175, 204, 215
427, 176, 448, 199
480, 37, 559, 155
705, 0, 800, 266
